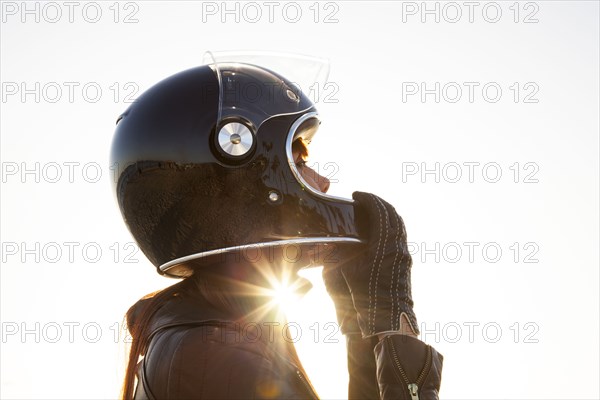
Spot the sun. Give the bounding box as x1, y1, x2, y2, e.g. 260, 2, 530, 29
271, 280, 301, 309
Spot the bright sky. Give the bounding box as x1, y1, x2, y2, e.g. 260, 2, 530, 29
1, 2, 599, 399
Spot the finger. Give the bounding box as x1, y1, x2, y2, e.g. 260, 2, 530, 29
322, 265, 351, 297
371, 194, 399, 231
352, 191, 385, 243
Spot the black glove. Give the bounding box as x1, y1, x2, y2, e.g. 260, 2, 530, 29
323, 250, 380, 400
327, 191, 419, 338
322, 262, 361, 336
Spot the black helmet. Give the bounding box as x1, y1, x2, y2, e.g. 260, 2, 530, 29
110, 53, 360, 277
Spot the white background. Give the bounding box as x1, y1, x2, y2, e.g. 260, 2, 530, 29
1, 1, 599, 399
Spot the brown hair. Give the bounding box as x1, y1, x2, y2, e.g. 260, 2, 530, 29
292, 137, 309, 162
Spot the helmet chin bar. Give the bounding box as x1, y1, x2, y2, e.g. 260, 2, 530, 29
159, 236, 362, 278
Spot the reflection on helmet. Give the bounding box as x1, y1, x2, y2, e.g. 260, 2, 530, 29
110, 62, 360, 277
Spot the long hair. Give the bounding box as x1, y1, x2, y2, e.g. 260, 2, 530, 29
121, 264, 311, 400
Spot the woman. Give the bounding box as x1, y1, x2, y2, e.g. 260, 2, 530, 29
111, 59, 444, 399
121, 140, 327, 400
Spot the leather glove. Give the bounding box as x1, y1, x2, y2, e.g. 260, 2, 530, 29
325, 191, 419, 339
322, 261, 361, 336
323, 252, 380, 399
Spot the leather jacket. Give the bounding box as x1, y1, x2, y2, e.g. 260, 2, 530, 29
345, 335, 444, 400
129, 294, 443, 399
130, 294, 319, 400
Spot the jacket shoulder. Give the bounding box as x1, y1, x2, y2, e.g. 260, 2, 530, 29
140, 324, 315, 399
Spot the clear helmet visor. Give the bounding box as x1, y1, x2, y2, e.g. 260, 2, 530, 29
203, 51, 349, 204
203, 51, 330, 131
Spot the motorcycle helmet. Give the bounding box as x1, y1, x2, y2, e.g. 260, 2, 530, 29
110, 52, 360, 278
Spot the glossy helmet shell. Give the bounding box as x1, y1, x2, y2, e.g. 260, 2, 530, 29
110, 63, 359, 277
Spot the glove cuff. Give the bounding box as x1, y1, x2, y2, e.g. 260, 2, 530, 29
357, 308, 420, 339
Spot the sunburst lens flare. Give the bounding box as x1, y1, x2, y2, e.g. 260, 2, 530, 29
271, 281, 301, 308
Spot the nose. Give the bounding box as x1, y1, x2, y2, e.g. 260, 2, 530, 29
300, 165, 330, 193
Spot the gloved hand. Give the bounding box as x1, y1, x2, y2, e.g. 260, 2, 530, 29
322, 261, 361, 336
322, 246, 380, 400
324, 191, 419, 339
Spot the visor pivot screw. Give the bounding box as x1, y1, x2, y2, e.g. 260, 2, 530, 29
217, 122, 254, 157
230, 133, 241, 144
268, 190, 280, 203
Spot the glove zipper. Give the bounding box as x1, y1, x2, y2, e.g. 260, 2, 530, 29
385, 336, 432, 400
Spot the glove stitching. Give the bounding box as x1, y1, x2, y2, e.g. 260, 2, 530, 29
367, 195, 378, 334
401, 216, 413, 331
395, 210, 406, 331
372, 195, 389, 335
391, 206, 402, 331
368, 194, 384, 335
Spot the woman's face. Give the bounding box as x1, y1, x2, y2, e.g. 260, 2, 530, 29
292, 148, 330, 193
